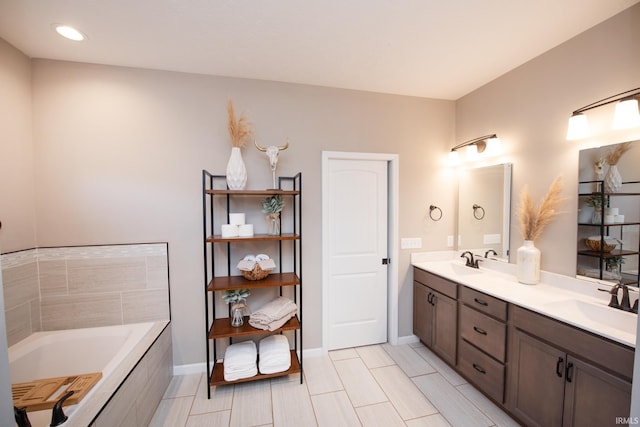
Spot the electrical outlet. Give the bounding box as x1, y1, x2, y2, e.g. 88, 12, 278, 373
401, 237, 422, 249
447, 235, 454, 247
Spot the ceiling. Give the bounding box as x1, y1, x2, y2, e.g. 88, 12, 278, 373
0, 0, 638, 100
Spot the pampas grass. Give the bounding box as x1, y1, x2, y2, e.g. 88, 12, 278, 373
605, 141, 632, 165
518, 176, 566, 241
227, 99, 252, 148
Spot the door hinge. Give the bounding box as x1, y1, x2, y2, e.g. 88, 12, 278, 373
381, 258, 390, 265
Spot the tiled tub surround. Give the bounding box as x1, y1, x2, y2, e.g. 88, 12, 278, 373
411, 251, 637, 347
10, 321, 172, 427
2, 243, 170, 346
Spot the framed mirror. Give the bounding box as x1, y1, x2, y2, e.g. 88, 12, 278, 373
457, 163, 512, 261
577, 140, 640, 286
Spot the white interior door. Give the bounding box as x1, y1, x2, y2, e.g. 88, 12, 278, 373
326, 158, 388, 350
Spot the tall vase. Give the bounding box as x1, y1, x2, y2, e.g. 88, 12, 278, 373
517, 240, 540, 285
226, 147, 247, 190
605, 164, 622, 193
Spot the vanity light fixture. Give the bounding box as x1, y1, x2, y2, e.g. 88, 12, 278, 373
53, 24, 87, 41
448, 134, 500, 165
566, 87, 640, 140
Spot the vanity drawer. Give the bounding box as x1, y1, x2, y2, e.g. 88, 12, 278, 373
458, 338, 505, 403
459, 304, 506, 362
413, 267, 457, 299
459, 286, 507, 321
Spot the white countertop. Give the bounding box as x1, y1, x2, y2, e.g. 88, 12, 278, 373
411, 251, 638, 348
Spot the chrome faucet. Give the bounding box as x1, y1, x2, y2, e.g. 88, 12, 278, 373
460, 251, 481, 268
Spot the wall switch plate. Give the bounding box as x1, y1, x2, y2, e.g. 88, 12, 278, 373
447, 235, 454, 247
401, 237, 422, 249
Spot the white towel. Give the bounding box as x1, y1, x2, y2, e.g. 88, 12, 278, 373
249, 297, 298, 332
224, 341, 257, 381
259, 335, 291, 374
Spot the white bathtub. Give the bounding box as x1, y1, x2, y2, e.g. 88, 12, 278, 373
9, 322, 165, 427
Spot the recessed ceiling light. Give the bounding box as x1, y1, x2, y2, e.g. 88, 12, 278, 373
53, 24, 86, 41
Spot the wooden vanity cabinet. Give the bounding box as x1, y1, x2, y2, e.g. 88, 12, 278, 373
457, 286, 508, 403
413, 268, 457, 366
507, 305, 633, 427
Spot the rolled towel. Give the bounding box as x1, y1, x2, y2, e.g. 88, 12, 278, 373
224, 341, 257, 381
259, 335, 291, 374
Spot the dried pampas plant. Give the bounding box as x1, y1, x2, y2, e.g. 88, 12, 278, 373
227, 99, 252, 148
518, 176, 567, 241
605, 141, 632, 165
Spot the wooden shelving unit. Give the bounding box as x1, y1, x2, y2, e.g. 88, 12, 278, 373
577, 180, 640, 285
202, 171, 302, 396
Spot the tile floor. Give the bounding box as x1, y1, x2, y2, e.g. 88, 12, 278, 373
149, 341, 520, 427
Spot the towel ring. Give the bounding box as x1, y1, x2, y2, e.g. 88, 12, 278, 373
429, 205, 443, 221
473, 204, 485, 220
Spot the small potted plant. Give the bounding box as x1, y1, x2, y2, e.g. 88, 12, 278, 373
223, 289, 250, 327
262, 195, 284, 235
585, 194, 605, 224
605, 256, 625, 279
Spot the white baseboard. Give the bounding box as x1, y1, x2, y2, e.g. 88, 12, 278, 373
173, 362, 206, 376
395, 334, 420, 346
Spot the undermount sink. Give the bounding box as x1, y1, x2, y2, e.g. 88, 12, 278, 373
450, 263, 483, 275
541, 299, 637, 335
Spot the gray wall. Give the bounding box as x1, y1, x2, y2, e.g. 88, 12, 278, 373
1, 4, 639, 371
2, 43, 456, 365
456, 4, 640, 276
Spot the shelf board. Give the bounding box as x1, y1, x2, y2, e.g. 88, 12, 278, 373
577, 249, 639, 258
207, 233, 300, 243
208, 272, 300, 291
208, 315, 300, 339
205, 189, 299, 196
210, 350, 301, 386
578, 222, 640, 227
578, 192, 640, 197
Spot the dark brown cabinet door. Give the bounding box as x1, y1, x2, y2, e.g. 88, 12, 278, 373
431, 289, 457, 366
507, 329, 565, 427
562, 356, 632, 427
413, 282, 432, 345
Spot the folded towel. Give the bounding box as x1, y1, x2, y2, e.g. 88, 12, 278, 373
250, 297, 297, 324
258, 258, 276, 271
259, 335, 291, 374
224, 341, 257, 381
249, 314, 296, 332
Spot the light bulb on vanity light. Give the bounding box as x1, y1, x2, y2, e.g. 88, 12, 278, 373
448, 150, 460, 166
465, 144, 479, 161
612, 98, 640, 129
566, 113, 590, 140
485, 136, 501, 156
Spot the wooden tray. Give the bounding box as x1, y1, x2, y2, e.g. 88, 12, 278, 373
12, 372, 102, 411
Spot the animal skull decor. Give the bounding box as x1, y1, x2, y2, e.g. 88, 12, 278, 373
254, 139, 289, 189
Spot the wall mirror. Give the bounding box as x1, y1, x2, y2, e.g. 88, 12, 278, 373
577, 140, 640, 286
457, 163, 512, 261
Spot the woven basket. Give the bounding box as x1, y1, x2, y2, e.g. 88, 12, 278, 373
585, 238, 616, 253
241, 264, 270, 281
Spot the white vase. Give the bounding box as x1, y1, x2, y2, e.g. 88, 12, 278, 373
226, 147, 247, 190
517, 240, 540, 285
605, 164, 622, 193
